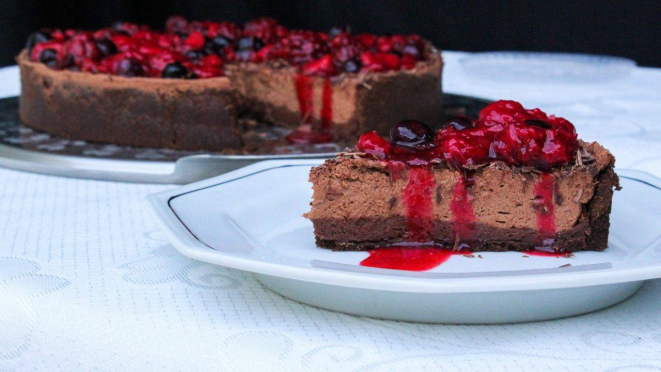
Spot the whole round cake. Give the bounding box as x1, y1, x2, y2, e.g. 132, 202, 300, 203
18, 17, 443, 152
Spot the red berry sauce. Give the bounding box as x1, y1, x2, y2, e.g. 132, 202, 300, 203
402, 167, 436, 241
356, 101, 579, 261
360, 245, 472, 271
450, 172, 477, 240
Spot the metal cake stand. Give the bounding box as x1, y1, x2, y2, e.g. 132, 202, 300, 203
0, 94, 490, 184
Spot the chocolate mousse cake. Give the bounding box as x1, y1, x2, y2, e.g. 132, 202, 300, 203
305, 100, 619, 252
18, 17, 443, 151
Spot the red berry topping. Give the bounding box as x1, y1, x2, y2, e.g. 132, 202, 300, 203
357, 131, 391, 159
441, 115, 474, 130
26, 31, 52, 53
184, 31, 206, 49
162, 61, 189, 78
302, 55, 335, 76
357, 100, 579, 170
26, 17, 430, 79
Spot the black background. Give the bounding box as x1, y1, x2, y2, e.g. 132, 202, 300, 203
1, 0, 660, 67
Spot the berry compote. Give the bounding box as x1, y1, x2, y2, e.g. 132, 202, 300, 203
26, 16, 430, 79
357, 100, 578, 170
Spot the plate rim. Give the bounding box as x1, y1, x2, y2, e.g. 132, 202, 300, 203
144, 160, 661, 293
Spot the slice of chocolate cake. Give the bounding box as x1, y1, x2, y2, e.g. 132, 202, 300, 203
305, 100, 619, 252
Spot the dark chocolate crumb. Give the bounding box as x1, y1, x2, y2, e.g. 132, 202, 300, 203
435, 186, 443, 204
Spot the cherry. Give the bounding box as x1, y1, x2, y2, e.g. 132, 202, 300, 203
184, 31, 205, 49
96, 38, 118, 57
111, 21, 125, 32
38, 49, 59, 68
165, 16, 188, 34
162, 61, 188, 78
390, 120, 435, 151
441, 116, 474, 130
28, 17, 430, 79
26, 31, 52, 53
344, 59, 361, 73
111, 21, 139, 35
236, 36, 265, 51
329, 26, 348, 37
116, 57, 144, 77
209, 35, 231, 54
185, 49, 205, 61
401, 44, 421, 58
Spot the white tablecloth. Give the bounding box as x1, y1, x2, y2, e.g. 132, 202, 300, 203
1, 52, 661, 372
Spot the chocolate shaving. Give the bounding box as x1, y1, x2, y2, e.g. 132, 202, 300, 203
574, 189, 583, 203
388, 197, 397, 210
453, 234, 460, 251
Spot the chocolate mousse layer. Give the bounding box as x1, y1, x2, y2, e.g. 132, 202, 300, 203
305, 141, 618, 252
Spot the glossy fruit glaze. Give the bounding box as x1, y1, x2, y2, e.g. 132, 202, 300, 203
26, 16, 429, 79
359, 245, 571, 271
357, 100, 579, 170
360, 245, 473, 271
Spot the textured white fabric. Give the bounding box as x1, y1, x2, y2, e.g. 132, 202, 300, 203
1, 52, 661, 372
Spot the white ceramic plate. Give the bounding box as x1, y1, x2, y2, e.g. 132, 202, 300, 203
145, 160, 661, 324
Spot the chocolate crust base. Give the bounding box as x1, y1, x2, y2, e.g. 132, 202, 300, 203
312, 167, 618, 252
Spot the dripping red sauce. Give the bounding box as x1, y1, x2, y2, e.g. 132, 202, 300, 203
286, 74, 334, 144
294, 73, 313, 123
534, 173, 557, 247
386, 161, 406, 181
402, 167, 436, 241
360, 245, 472, 271
321, 78, 333, 132
450, 171, 476, 240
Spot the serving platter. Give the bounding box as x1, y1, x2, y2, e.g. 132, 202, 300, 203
0, 94, 490, 184
145, 160, 661, 324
